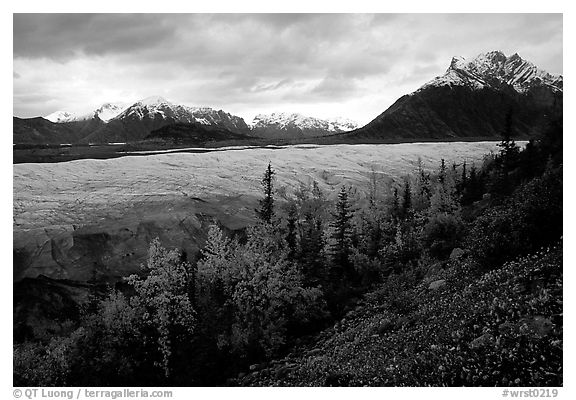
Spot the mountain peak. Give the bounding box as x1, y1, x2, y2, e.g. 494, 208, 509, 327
449, 56, 466, 70
484, 50, 507, 59
92, 102, 128, 122
424, 51, 562, 93
137, 95, 170, 106
44, 110, 76, 123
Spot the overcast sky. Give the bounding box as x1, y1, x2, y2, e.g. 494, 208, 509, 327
13, 13, 563, 124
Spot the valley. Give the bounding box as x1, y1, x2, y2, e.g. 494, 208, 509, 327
14, 141, 505, 283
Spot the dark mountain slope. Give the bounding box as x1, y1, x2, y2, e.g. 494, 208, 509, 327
348, 85, 557, 140
13, 117, 82, 145
146, 122, 253, 144
343, 51, 562, 141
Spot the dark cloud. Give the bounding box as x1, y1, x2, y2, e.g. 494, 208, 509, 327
13, 14, 181, 60
245, 13, 326, 30
13, 13, 563, 123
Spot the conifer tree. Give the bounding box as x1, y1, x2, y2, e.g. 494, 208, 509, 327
299, 213, 326, 285
462, 162, 483, 204
413, 159, 432, 211
402, 177, 412, 218
330, 186, 354, 280
391, 186, 400, 221
439, 159, 447, 186
457, 161, 467, 199
256, 162, 275, 223
286, 203, 298, 261
497, 110, 520, 176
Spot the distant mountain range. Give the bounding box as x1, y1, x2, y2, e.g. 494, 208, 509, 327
14, 96, 356, 144
250, 113, 359, 139
80, 96, 252, 143
13, 51, 562, 146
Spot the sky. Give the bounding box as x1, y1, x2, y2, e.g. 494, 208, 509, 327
13, 13, 563, 125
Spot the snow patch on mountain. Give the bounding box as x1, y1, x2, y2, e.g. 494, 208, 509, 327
138, 95, 170, 106
44, 111, 77, 123
91, 102, 129, 122
327, 116, 360, 132
43, 97, 358, 135
45, 102, 129, 123
250, 112, 359, 133
421, 51, 563, 93
111, 96, 250, 132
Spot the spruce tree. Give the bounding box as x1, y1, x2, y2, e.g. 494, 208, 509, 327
286, 203, 298, 261
256, 162, 275, 223
466, 163, 480, 203
299, 213, 326, 286
414, 160, 431, 211
497, 110, 520, 177
391, 186, 400, 221
458, 161, 467, 199
439, 159, 447, 186
402, 177, 412, 217
331, 186, 354, 280
491, 112, 520, 196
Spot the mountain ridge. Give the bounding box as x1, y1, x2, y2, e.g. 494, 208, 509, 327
342, 50, 562, 141
421, 51, 562, 93
24, 99, 361, 144
250, 112, 359, 139
16, 50, 562, 145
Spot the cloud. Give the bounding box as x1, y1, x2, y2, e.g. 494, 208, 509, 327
13, 14, 182, 60
311, 74, 359, 99
249, 78, 297, 93
13, 13, 563, 124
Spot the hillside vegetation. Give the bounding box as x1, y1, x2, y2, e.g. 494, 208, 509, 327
14, 118, 562, 386
237, 243, 562, 386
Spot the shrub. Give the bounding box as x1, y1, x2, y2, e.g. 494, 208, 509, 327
197, 224, 326, 359
467, 167, 562, 268
421, 213, 465, 259
126, 238, 196, 378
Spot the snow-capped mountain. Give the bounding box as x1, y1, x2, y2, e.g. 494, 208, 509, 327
90, 102, 129, 122
346, 51, 563, 141
44, 102, 128, 123
39, 97, 359, 143
327, 117, 360, 132
421, 50, 563, 93
44, 111, 77, 123
250, 112, 359, 139
117, 96, 192, 121
114, 96, 248, 129
82, 96, 251, 143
